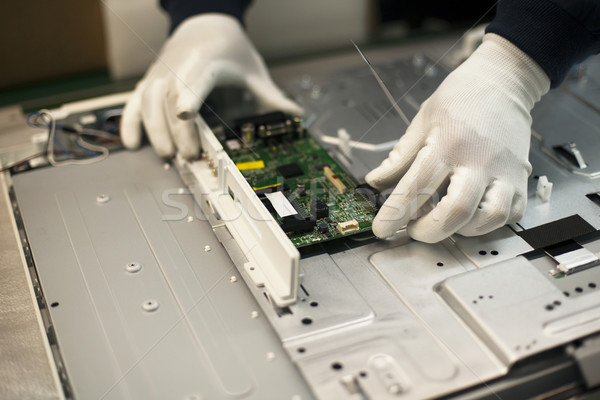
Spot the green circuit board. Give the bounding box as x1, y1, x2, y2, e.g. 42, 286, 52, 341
215, 112, 379, 247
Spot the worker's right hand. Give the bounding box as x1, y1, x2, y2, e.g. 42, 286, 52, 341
366, 33, 550, 243
121, 13, 303, 159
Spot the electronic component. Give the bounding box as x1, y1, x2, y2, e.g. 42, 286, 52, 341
234, 111, 302, 144
296, 182, 307, 197
311, 197, 329, 219
518, 215, 600, 277
318, 222, 329, 234
280, 217, 317, 234
324, 166, 347, 194
280, 200, 316, 234
546, 241, 600, 275
216, 112, 377, 247
354, 183, 384, 210
337, 220, 360, 234
277, 162, 304, 179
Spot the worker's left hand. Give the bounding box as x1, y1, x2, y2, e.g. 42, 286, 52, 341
120, 13, 302, 160
365, 34, 550, 243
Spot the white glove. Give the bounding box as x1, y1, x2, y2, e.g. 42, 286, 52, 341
121, 14, 302, 159
365, 33, 550, 243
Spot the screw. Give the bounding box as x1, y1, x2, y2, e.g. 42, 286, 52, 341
266, 352, 275, 361
251, 311, 259, 319
178, 188, 186, 195
163, 163, 171, 170
125, 262, 142, 273
204, 245, 211, 252
142, 300, 159, 312
96, 194, 110, 204
186, 216, 194, 223
230, 276, 238, 283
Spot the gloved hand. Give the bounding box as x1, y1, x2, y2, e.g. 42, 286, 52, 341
365, 33, 550, 243
121, 14, 303, 159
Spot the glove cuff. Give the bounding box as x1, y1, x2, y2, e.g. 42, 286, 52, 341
471, 33, 551, 109
173, 13, 244, 38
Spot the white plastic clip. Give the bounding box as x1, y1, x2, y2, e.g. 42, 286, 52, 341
536, 175, 553, 202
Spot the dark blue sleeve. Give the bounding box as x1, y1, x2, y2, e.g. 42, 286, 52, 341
160, 0, 253, 33
487, 0, 600, 87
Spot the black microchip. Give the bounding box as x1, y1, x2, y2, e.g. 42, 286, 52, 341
277, 163, 304, 179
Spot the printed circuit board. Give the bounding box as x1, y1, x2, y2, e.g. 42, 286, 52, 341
213, 112, 380, 247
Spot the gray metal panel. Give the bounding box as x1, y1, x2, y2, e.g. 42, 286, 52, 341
238, 238, 510, 400
9, 44, 600, 400
0, 172, 62, 399
11, 148, 313, 400
437, 255, 600, 366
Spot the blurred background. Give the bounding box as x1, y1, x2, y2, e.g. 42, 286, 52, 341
0, 0, 495, 109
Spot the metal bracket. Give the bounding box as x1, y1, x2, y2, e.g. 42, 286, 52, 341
570, 335, 600, 389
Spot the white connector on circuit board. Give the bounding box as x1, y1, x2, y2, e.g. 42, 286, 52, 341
336, 219, 359, 234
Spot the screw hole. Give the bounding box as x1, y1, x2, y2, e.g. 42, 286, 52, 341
437, 262, 444, 267
589, 283, 597, 289
489, 295, 494, 299
331, 362, 343, 371
479, 295, 484, 299
359, 371, 368, 378
479, 250, 487, 256
297, 347, 306, 353
553, 300, 561, 306
472, 300, 477, 304
564, 291, 570, 297
301, 317, 313, 325
546, 304, 554, 311
310, 301, 319, 307
51, 302, 59, 308
491, 250, 499, 256
575, 287, 583, 293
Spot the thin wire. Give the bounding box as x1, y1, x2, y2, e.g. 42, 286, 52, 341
344, 3, 498, 159
25, 110, 111, 168
53, 132, 72, 159
351, 40, 411, 125
0, 151, 47, 173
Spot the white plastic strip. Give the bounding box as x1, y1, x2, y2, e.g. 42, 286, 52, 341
265, 192, 298, 218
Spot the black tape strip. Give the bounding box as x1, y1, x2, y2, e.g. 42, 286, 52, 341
517, 214, 596, 250
544, 240, 582, 257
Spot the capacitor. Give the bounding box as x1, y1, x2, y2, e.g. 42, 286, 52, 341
318, 222, 329, 234
296, 182, 306, 196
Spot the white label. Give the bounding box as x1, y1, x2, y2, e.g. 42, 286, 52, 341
226, 139, 241, 151
265, 192, 298, 218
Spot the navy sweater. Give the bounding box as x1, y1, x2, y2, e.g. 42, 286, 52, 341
161, 0, 600, 87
